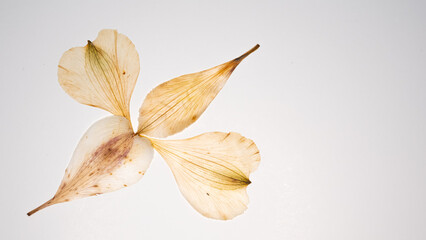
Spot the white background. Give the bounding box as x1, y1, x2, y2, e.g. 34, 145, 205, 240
1, 0, 426, 239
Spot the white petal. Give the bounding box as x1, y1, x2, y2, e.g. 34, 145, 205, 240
28, 116, 153, 216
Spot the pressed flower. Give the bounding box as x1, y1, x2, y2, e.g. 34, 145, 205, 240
28, 29, 260, 220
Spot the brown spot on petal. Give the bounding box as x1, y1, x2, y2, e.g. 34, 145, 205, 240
49, 133, 134, 204
221, 132, 231, 141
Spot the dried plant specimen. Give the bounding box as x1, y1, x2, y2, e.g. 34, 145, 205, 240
28, 29, 260, 220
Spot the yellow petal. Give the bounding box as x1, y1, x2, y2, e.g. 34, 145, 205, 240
137, 44, 260, 137
27, 116, 153, 216
147, 132, 260, 220
58, 29, 139, 120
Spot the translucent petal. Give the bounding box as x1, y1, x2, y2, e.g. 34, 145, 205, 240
137, 45, 260, 137
147, 132, 260, 220
58, 29, 139, 120
27, 116, 153, 216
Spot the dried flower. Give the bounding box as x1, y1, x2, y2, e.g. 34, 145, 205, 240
28, 29, 260, 220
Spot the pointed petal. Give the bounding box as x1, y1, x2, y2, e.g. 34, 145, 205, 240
27, 116, 153, 216
58, 29, 139, 120
147, 132, 260, 220
137, 45, 260, 138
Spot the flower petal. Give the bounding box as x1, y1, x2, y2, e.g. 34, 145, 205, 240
58, 29, 139, 120
27, 116, 153, 216
147, 132, 260, 220
137, 44, 260, 138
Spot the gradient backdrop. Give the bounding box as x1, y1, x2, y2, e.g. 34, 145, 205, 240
1, 0, 425, 239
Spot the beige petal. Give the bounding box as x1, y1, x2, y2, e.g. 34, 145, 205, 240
27, 116, 153, 216
58, 29, 139, 120
147, 132, 260, 220
137, 44, 260, 138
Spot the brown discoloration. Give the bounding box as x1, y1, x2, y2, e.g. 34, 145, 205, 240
28, 133, 135, 216
206, 193, 210, 196
123, 184, 127, 187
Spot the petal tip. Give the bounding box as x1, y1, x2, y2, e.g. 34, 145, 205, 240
27, 199, 53, 216
234, 44, 260, 62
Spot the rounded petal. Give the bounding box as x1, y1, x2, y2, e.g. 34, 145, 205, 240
58, 29, 140, 120
148, 132, 260, 220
